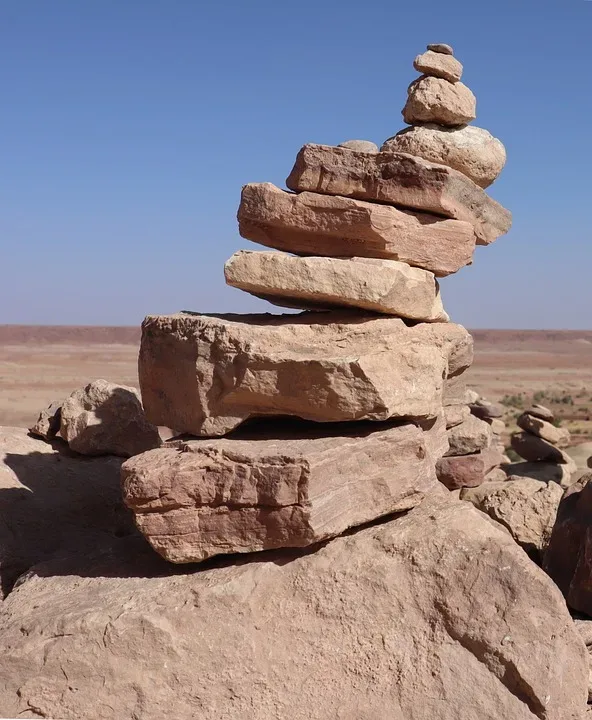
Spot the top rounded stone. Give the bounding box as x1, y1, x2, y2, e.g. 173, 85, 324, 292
428, 43, 453, 55
338, 139, 379, 154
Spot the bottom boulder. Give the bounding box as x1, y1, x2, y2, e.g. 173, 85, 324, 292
0, 497, 586, 720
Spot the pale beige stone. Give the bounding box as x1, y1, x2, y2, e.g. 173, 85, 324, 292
489, 417, 506, 434
517, 412, 570, 447
427, 42, 454, 55
338, 139, 378, 153
60, 379, 161, 457
224, 251, 448, 321
381, 124, 506, 188
445, 414, 492, 456
139, 312, 473, 437
414, 50, 463, 82
527, 404, 554, 422
286, 145, 512, 246
0, 498, 586, 720
444, 403, 470, 429
403, 76, 476, 127
238, 182, 476, 276
29, 398, 63, 441
122, 420, 444, 563
442, 375, 467, 406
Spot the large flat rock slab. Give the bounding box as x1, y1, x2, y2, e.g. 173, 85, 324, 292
139, 312, 473, 436
237, 182, 475, 277
122, 419, 446, 563
0, 498, 586, 720
224, 250, 448, 321
286, 144, 512, 246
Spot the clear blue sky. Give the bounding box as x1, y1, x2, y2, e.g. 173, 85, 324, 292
1, 0, 591, 328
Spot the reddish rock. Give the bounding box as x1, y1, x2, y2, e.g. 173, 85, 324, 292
437, 446, 504, 490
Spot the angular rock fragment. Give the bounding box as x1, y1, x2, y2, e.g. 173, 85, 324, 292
286, 145, 512, 246
338, 139, 378, 153
527, 403, 554, 422
413, 50, 463, 83
461, 477, 563, 561
470, 397, 504, 420
122, 420, 444, 563
0, 498, 586, 720
445, 414, 492, 456
224, 250, 448, 321
444, 403, 470, 429
381, 124, 506, 188
139, 312, 473, 436
511, 431, 575, 467
60, 379, 161, 457
403, 76, 477, 126
517, 412, 570, 447
238, 182, 476, 276
29, 398, 63, 441
437, 446, 505, 490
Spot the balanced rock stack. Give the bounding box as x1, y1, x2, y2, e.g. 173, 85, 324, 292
123, 44, 512, 564
469, 392, 509, 462
436, 384, 505, 490
511, 404, 575, 486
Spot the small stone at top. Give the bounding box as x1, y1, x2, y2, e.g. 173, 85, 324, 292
428, 43, 454, 56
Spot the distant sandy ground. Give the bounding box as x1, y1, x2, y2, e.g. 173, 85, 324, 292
2, 326, 592, 445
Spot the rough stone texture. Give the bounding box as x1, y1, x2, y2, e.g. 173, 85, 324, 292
403, 76, 477, 127
238, 182, 476, 277
489, 417, 506, 434
29, 399, 63, 441
0, 427, 136, 597
139, 312, 473, 437
224, 250, 448, 322
427, 42, 454, 55
337, 139, 378, 153
286, 145, 512, 246
442, 375, 467, 406
470, 398, 504, 420
381, 124, 506, 188
573, 619, 592, 702
0, 497, 586, 720
512, 432, 575, 467
484, 467, 508, 483
517, 412, 570, 447
461, 477, 563, 561
527, 404, 554, 422
544, 475, 592, 616
437, 446, 504, 490
506, 461, 574, 488
465, 388, 480, 404
60, 380, 161, 458
122, 419, 445, 563
445, 414, 492, 456
413, 50, 463, 82
444, 403, 470, 429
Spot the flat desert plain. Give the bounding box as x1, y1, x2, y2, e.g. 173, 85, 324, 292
2, 325, 592, 451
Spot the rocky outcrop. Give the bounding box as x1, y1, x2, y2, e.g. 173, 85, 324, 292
237, 182, 476, 276
122, 419, 446, 563
224, 251, 448, 321
139, 312, 472, 436
60, 379, 161, 457
286, 145, 512, 246
0, 498, 586, 720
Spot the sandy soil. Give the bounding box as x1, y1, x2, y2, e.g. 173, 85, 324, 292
2, 325, 592, 443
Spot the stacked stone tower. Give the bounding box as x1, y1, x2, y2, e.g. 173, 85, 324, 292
122, 44, 512, 563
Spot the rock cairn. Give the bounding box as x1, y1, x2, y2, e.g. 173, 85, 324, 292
123, 43, 512, 565
510, 404, 575, 486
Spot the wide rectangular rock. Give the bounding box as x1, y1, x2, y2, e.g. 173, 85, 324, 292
121, 419, 446, 563
139, 311, 473, 436
224, 250, 448, 322
286, 144, 512, 246
238, 182, 475, 277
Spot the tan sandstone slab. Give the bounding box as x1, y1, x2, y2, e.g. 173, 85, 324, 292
414, 50, 463, 82
238, 182, 475, 276
139, 312, 473, 437
0, 497, 586, 720
122, 419, 445, 563
286, 145, 512, 246
224, 250, 448, 321
381, 124, 506, 188
403, 76, 477, 126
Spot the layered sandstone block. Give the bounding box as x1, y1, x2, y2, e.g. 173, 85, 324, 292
237, 182, 475, 277
122, 420, 446, 563
139, 312, 473, 436
286, 144, 512, 246
224, 250, 448, 321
